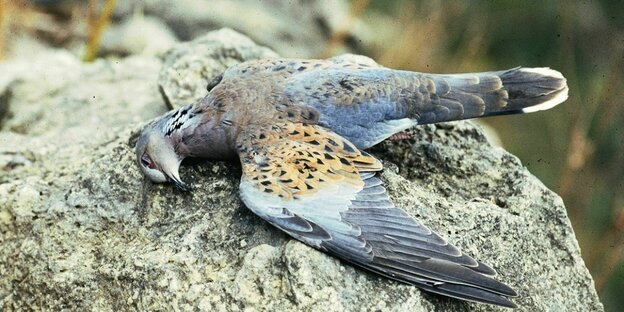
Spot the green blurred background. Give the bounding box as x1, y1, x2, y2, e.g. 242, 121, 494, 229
1, 0, 622, 310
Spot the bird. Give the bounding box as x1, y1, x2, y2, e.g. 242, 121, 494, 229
135, 55, 568, 308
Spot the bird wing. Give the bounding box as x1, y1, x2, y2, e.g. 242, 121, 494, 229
235, 122, 518, 308
221, 58, 567, 149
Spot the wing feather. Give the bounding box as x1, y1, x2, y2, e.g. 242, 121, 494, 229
236, 122, 516, 307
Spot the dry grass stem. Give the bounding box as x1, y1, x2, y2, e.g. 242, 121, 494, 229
84, 0, 117, 62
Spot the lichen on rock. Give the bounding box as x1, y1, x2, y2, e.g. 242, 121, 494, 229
0, 29, 603, 312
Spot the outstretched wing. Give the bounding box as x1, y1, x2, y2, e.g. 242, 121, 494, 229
235, 122, 518, 308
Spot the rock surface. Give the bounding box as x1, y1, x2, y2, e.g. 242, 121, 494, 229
101, 15, 179, 57
0, 29, 603, 311
158, 28, 278, 109
120, 0, 366, 58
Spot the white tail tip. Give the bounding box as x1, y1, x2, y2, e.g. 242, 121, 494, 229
519, 67, 569, 113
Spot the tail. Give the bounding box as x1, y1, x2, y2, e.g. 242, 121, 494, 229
488, 67, 569, 115
416, 67, 569, 124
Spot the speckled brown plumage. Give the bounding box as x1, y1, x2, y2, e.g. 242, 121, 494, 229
237, 122, 381, 201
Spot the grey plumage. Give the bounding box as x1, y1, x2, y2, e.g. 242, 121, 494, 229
280, 65, 567, 147
135, 56, 569, 308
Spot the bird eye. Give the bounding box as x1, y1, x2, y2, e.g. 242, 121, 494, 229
141, 152, 157, 169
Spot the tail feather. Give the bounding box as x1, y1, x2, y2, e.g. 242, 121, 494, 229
418, 67, 568, 124
497, 67, 569, 114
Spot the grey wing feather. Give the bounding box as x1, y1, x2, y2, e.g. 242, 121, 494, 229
264, 207, 332, 241
319, 173, 518, 306
240, 169, 517, 308
321, 181, 518, 308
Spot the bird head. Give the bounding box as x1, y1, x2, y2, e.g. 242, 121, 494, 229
135, 122, 190, 191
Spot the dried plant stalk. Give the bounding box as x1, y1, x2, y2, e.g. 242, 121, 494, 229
83, 0, 117, 62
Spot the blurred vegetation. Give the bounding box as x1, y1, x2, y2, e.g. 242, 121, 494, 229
0, 0, 622, 310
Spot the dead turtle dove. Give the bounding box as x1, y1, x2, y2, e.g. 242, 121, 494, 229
135, 57, 568, 308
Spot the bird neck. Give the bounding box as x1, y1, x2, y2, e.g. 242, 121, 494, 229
172, 113, 238, 160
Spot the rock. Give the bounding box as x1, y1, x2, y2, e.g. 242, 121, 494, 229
0, 49, 165, 188
158, 28, 278, 109
24, 0, 371, 61
115, 0, 366, 58
0, 29, 603, 311
0, 50, 164, 137
100, 15, 179, 57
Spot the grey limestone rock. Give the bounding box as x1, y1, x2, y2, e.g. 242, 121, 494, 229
158, 28, 279, 109
117, 0, 366, 58
100, 15, 179, 57
0, 29, 603, 312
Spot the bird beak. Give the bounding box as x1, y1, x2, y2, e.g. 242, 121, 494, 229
164, 165, 191, 192
169, 174, 191, 192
